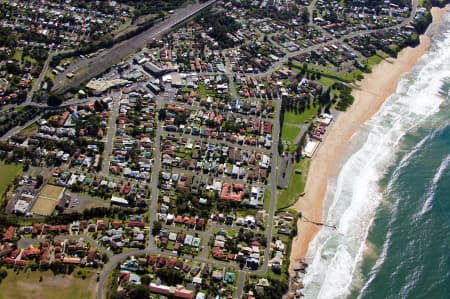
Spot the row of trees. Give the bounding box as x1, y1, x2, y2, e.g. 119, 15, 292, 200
0, 106, 41, 138
196, 11, 241, 49
44, 206, 146, 225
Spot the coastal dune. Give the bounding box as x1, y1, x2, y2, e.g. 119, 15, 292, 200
289, 5, 450, 275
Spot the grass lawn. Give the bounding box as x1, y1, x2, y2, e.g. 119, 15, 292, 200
283, 105, 319, 125
263, 189, 271, 211
366, 54, 383, 69
318, 76, 337, 89
276, 158, 311, 210
281, 125, 301, 152
24, 56, 37, 66
15, 105, 26, 112
12, 50, 23, 62
0, 269, 96, 299
366, 51, 390, 71
0, 161, 22, 199
281, 125, 300, 144
197, 82, 208, 97
18, 122, 39, 138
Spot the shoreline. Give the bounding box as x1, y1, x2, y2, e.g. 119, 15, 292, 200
289, 5, 450, 275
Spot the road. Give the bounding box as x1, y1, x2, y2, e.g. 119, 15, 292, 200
0, 115, 41, 142
100, 90, 121, 177
148, 95, 163, 251
307, 0, 318, 26
236, 271, 246, 299
54, 234, 114, 259
260, 90, 281, 277
1, 0, 418, 141
52, 0, 218, 94
26, 50, 54, 105
3, 1, 420, 298
244, 0, 418, 80
0, 97, 110, 141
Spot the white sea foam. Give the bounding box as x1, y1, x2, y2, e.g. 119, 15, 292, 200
302, 16, 450, 299
418, 154, 450, 215
357, 231, 392, 299
386, 122, 448, 192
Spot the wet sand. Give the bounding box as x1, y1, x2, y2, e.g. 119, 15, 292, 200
289, 5, 450, 273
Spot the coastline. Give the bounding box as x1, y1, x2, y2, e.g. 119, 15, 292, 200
289, 5, 450, 274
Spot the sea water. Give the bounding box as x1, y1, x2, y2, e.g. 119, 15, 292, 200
301, 12, 450, 299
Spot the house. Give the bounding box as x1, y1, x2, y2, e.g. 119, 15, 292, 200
96, 220, 108, 231
225, 272, 236, 283
63, 257, 81, 264
184, 234, 193, 246
157, 257, 166, 268
220, 182, 244, 202
148, 255, 156, 265
127, 221, 145, 228
149, 283, 194, 299
3, 226, 15, 241
167, 258, 177, 269
212, 270, 223, 281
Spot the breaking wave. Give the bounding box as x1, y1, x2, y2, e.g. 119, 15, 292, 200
301, 14, 450, 299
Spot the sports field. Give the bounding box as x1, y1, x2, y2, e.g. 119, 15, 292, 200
0, 269, 96, 299
31, 185, 65, 216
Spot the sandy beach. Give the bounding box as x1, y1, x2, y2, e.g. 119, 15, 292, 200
289, 5, 450, 274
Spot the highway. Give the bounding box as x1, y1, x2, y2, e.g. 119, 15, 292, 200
52, 0, 217, 94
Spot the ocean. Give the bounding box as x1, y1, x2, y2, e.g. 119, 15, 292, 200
300, 12, 450, 299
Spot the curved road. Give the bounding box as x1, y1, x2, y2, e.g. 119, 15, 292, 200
2, 1, 419, 298
95, 1, 419, 298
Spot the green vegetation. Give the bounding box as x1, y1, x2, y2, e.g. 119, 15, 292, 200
283, 106, 319, 125
318, 76, 337, 89
281, 125, 300, 144
332, 82, 355, 111
197, 82, 209, 98
281, 125, 301, 152
338, 68, 364, 82
277, 158, 310, 210
263, 189, 271, 211
196, 11, 241, 48
365, 55, 382, 72
0, 161, 22, 200
12, 50, 23, 61
17, 122, 39, 138
0, 269, 95, 299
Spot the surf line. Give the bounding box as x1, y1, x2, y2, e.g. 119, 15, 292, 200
298, 212, 337, 230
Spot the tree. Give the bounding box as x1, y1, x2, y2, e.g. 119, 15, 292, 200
47, 93, 63, 106
109, 291, 127, 299
0, 268, 7, 282
140, 275, 151, 286
156, 268, 184, 285
36, 175, 44, 188
6, 62, 20, 75
152, 221, 162, 236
